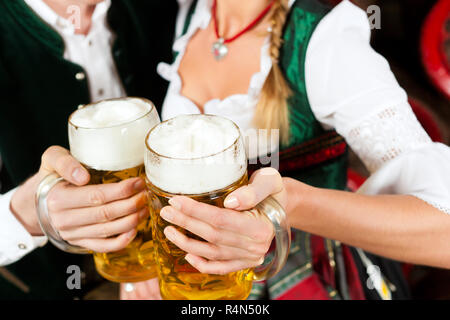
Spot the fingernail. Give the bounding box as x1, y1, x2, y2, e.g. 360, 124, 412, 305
72, 168, 88, 184
133, 179, 145, 192
160, 207, 173, 222
168, 198, 181, 211
224, 195, 239, 209
164, 226, 175, 238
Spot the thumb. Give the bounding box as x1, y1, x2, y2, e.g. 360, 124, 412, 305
40, 146, 90, 186
223, 167, 284, 211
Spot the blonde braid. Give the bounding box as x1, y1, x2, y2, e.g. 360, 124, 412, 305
253, 0, 292, 146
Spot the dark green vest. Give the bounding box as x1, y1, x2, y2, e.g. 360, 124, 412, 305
0, 0, 177, 299
179, 0, 348, 299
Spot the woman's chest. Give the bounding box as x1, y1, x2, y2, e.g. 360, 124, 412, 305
177, 24, 267, 110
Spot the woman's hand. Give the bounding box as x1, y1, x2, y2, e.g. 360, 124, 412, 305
119, 278, 162, 300
10, 146, 148, 253
160, 167, 288, 275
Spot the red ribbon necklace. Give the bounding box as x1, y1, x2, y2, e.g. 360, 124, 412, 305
211, 0, 275, 61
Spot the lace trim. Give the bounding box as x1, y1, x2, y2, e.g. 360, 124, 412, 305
347, 104, 432, 173
427, 201, 450, 215
413, 195, 450, 215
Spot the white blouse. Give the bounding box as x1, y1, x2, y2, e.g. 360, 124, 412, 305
158, 0, 450, 215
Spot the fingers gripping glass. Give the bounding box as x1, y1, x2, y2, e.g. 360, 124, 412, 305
145, 114, 291, 300
36, 97, 161, 282
36, 173, 91, 254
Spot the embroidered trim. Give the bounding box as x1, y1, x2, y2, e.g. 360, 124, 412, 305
249, 131, 347, 175
347, 104, 432, 173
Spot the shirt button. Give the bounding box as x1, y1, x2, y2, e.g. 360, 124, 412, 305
75, 72, 86, 81
97, 88, 104, 96
88, 40, 93, 46
18, 243, 27, 250
56, 18, 69, 29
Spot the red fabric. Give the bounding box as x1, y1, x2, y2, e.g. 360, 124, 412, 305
342, 245, 365, 300
277, 274, 333, 300
276, 235, 366, 300
311, 235, 336, 290
402, 263, 414, 281
347, 168, 367, 192
279, 142, 347, 173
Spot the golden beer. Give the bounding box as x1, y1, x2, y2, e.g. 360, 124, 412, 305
145, 114, 291, 300
147, 174, 253, 300
87, 164, 156, 282
69, 97, 160, 282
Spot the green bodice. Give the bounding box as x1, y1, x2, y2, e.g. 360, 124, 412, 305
280, 0, 347, 190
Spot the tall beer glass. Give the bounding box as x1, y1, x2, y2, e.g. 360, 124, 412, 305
145, 114, 290, 300
66, 97, 160, 282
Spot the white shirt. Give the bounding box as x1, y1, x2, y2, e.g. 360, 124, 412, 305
0, 0, 125, 266
159, 0, 450, 215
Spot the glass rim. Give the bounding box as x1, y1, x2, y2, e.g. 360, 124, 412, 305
68, 97, 156, 130
145, 114, 242, 161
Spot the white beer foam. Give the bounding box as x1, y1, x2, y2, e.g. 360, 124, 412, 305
69, 98, 160, 171
145, 114, 247, 194
70, 98, 150, 128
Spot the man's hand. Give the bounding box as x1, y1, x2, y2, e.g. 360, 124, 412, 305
10, 146, 148, 252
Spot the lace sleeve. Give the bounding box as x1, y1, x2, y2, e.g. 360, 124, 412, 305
346, 104, 431, 173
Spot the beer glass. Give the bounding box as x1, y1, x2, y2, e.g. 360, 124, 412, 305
145, 114, 291, 300
37, 97, 160, 283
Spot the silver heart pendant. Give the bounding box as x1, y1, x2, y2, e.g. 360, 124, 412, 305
211, 38, 228, 61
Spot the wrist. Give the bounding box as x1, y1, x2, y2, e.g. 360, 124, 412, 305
282, 177, 317, 230
10, 174, 45, 236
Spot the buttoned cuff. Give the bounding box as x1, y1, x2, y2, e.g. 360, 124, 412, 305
0, 188, 48, 266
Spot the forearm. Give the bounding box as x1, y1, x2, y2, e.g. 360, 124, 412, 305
284, 178, 450, 269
